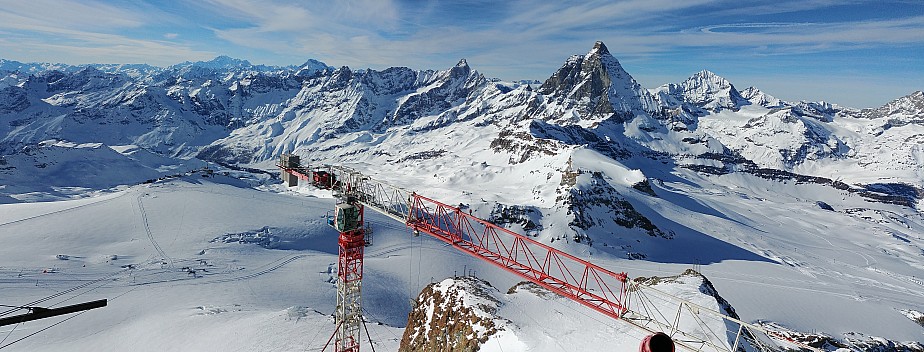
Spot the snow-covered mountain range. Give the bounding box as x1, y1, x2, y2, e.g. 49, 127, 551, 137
1, 41, 923, 350
3, 42, 921, 190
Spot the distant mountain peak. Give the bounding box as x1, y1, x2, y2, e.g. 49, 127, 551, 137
873, 90, 924, 120
683, 69, 731, 87
198, 55, 252, 68
900, 90, 924, 103
74, 65, 102, 74
588, 41, 610, 56
456, 58, 469, 68
691, 69, 720, 79
740, 86, 786, 108
535, 41, 657, 122
655, 69, 747, 114
295, 59, 332, 77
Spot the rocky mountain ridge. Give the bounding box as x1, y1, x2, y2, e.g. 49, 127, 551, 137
3, 42, 923, 349
2, 42, 922, 243
403, 272, 924, 352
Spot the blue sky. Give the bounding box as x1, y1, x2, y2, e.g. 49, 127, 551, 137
0, 0, 921, 108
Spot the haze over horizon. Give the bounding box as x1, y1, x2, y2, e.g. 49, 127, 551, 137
1, 0, 922, 108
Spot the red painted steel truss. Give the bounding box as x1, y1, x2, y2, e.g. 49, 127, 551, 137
406, 193, 629, 320
277, 159, 829, 352
280, 166, 313, 181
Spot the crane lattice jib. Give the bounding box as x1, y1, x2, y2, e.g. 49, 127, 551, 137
406, 193, 629, 319
277, 157, 826, 352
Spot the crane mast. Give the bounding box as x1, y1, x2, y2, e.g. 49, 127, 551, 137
331, 197, 365, 352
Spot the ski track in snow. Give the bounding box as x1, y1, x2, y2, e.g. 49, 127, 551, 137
0, 192, 127, 228
122, 254, 309, 287
1, 175, 922, 350
136, 192, 174, 269
1, 46, 921, 351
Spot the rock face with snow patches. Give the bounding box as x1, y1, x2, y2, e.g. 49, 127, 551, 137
1, 41, 922, 236
400, 277, 508, 351
535, 41, 659, 124
653, 70, 748, 116
2, 42, 924, 350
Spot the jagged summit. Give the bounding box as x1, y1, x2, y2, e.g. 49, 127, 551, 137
536, 41, 658, 122
587, 40, 610, 56
197, 55, 253, 69
295, 59, 331, 77
685, 70, 729, 88
740, 86, 785, 108
680, 70, 746, 111
856, 90, 924, 123
447, 58, 473, 78
880, 90, 924, 116
654, 69, 747, 115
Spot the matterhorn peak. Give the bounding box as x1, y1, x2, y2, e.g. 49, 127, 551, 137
441, 58, 473, 80
535, 41, 658, 123
583, 41, 622, 69
588, 41, 611, 56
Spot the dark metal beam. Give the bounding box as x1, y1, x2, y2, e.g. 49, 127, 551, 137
0, 299, 107, 327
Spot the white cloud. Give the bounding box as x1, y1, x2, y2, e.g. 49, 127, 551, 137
184, 0, 924, 77
0, 0, 213, 65
0, 0, 146, 31
0, 0, 919, 106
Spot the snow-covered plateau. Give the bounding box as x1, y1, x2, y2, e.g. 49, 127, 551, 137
1, 42, 922, 351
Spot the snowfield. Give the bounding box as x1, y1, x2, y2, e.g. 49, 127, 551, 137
1, 167, 922, 351
1, 175, 404, 351
2, 42, 923, 351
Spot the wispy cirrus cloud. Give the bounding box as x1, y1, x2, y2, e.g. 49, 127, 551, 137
185, 0, 924, 71
0, 0, 214, 64
0, 0, 920, 106
0, 0, 145, 31
683, 16, 924, 46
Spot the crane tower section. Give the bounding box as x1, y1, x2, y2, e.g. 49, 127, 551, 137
277, 156, 826, 352
330, 197, 365, 352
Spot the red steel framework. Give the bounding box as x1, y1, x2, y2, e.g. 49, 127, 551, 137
406, 193, 629, 320
333, 201, 365, 352
277, 157, 825, 352
278, 159, 629, 351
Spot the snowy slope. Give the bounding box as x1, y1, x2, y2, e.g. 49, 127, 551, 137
400, 271, 745, 352
653, 69, 748, 116
3, 170, 923, 351
0, 177, 410, 351
1, 42, 923, 350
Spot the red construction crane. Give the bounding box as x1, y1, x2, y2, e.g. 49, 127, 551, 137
276, 154, 823, 352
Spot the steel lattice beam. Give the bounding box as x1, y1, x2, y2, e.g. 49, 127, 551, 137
277, 159, 826, 352
406, 193, 629, 320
